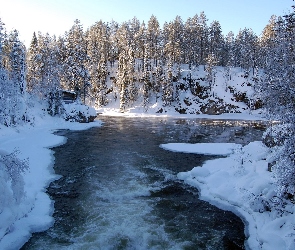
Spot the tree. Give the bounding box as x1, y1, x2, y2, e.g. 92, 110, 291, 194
235, 28, 258, 73
261, 6, 295, 201
2, 29, 27, 125
64, 19, 90, 104
26, 32, 39, 93
163, 16, 183, 65
259, 15, 277, 69
27, 33, 62, 115
118, 48, 129, 112
162, 59, 174, 106
205, 52, 217, 93
208, 20, 225, 65
146, 15, 161, 67
86, 21, 110, 107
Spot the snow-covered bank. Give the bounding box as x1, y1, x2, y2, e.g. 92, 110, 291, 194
161, 141, 295, 250
0, 117, 102, 250
97, 106, 266, 121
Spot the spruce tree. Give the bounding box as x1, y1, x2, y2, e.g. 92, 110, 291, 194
64, 19, 90, 104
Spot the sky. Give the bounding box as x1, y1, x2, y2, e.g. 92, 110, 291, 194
0, 0, 293, 47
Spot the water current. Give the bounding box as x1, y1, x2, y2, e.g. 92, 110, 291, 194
22, 116, 266, 250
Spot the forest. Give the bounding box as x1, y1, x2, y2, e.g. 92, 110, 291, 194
0, 7, 295, 206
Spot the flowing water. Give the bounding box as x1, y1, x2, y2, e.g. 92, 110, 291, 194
22, 116, 266, 250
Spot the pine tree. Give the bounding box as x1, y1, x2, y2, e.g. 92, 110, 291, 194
146, 15, 161, 67
27, 33, 62, 115
2, 29, 27, 125
0, 18, 10, 126
162, 59, 174, 106
208, 20, 225, 66
197, 12, 210, 65
86, 21, 110, 107
26, 32, 39, 93
205, 52, 217, 93
259, 15, 277, 69
261, 6, 295, 200
64, 19, 90, 104
235, 28, 258, 73
163, 16, 183, 65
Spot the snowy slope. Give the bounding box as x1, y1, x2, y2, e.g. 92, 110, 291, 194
97, 65, 263, 117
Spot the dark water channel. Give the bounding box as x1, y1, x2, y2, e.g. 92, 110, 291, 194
22, 117, 265, 250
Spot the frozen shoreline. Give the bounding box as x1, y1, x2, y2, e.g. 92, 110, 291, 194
97, 107, 267, 121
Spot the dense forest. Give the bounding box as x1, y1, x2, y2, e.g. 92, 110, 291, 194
1, 7, 295, 203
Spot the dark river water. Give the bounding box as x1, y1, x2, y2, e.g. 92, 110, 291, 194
22, 116, 265, 250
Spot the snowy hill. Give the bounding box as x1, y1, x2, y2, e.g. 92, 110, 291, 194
96, 64, 263, 116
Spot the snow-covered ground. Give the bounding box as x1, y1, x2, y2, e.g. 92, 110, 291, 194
97, 104, 266, 121
0, 116, 102, 250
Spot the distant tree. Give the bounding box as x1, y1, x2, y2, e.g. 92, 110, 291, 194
259, 15, 277, 69
64, 19, 90, 104
205, 52, 217, 93
163, 16, 183, 65
146, 15, 161, 67
235, 28, 258, 73
26, 32, 39, 93
162, 59, 174, 106
0, 18, 11, 126
208, 20, 225, 65
86, 21, 110, 107
2, 29, 27, 125
118, 50, 128, 112
27, 32, 62, 115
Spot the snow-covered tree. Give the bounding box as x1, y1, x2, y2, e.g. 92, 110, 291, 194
205, 52, 217, 92
63, 19, 90, 104
208, 20, 225, 66
86, 21, 110, 107
261, 6, 295, 200
26, 33, 62, 116
1, 29, 27, 125
162, 60, 174, 106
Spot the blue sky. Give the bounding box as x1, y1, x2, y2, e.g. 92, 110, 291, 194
0, 0, 293, 47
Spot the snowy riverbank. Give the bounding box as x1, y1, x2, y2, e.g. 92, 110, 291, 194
161, 141, 295, 250
0, 116, 102, 250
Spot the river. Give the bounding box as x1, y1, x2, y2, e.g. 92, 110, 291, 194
22, 116, 265, 250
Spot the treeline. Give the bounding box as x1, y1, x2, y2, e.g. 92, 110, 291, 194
0, 12, 279, 117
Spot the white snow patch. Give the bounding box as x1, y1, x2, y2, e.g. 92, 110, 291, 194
160, 142, 241, 156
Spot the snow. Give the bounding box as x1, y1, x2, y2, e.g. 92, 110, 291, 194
0, 116, 102, 250
98, 106, 266, 121
161, 141, 295, 250
160, 143, 241, 156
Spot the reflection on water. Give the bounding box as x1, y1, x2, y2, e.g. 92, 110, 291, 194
22, 117, 266, 250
